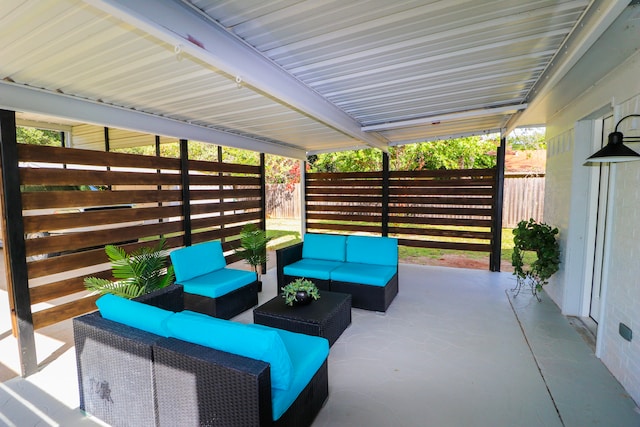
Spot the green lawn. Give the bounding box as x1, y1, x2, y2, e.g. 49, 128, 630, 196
265, 218, 529, 268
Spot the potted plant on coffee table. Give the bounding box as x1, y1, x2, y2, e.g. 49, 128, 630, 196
282, 278, 320, 306
236, 223, 272, 291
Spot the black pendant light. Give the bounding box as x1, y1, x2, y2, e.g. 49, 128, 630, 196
586, 114, 640, 163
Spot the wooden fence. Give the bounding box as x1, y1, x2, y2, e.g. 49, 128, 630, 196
14, 143, 264, 330
502, 173, 545, 227
305, 168, 496, 253
267, 174, 544, 228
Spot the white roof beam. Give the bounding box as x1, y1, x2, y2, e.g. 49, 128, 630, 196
83, 0, 388, 152
0, 81, 307, 159
362, 104, 528, 132
388, 128, 504, 147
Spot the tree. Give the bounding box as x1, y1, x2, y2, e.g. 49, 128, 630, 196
307, 136, 497, 173
391, 136, 497, 171
508, 127, 546, 150
308, 149, 382, 172
16, 127, 62, 146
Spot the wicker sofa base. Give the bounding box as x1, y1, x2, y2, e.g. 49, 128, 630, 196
74, 312, 161, 427
73, 284, 328, 427
184, 279, 259, 319
275, 360, 329, 427
276, 240, 399, 312
154, 338, 328, 427
331, 273, 398, 312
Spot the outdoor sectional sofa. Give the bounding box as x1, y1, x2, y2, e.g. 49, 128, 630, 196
73, 285, 329, 427
170, 240, 259, 319
277, 233, 399, 312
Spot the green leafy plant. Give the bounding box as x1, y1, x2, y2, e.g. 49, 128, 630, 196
282, 278, 320, 306
512, 219, 560, 294
235, 223, 272, 278
84, 238, 174, 299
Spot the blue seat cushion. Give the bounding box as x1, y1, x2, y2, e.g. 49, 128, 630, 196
181, 268, 257, 298
165, 312, 293, 390
170, 241, 227, 282
96, 293, 174, 337
302, 233, 347, 262
346, 235, 398, 266
283, 258, 343, 280
248, 324, 329, 421
330, 262, 397, 287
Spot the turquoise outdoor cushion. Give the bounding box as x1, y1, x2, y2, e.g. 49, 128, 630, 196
346, 235, 398, 266
249, 324, 329, 421
330, 262, 397, 286
96, 293, 174, 337
302, 233, 347, 262
165, 312, 293, 390
170, 241, 227, 282
283, 258, 343, 280
181, 268, 256, 298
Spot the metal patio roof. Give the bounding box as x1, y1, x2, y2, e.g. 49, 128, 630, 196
0, 0, 632, 159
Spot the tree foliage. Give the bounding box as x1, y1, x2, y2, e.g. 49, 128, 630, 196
308, 135, 498, 173
16, 127, 62, 146
508, 127, 546, 151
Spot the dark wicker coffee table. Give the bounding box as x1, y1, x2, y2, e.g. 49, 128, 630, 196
253, 291, 352, 346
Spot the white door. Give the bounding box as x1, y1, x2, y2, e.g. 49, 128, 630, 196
589, 115, 614, 322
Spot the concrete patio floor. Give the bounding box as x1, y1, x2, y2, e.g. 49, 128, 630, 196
1, 264, 639, 426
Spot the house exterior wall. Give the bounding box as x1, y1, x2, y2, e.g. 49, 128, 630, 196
543, 50, 640, 405
599, 96, 640, 403
542, 129, 574, 307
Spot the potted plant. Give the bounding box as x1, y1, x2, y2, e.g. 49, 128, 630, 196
235, 223, 272, 291
282, 278, 320, 306
84, 238, 174, 299
511, 218, 560, 300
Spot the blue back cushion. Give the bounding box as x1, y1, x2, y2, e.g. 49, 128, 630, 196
170, 241, 226, 282
166, 312, 293, 390
346, 235, 398, 266
96, 293, 174, 337
302, 233, 347, 262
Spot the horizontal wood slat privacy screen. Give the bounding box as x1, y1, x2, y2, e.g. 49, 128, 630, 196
305, 168, 495, 253
18, 144, 263, 329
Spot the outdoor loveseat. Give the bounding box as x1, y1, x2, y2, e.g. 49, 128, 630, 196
277, 233, 399, 312
170, 240, 259, 319
73, 285, 329, 427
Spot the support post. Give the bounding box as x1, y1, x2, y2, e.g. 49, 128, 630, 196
179, 139, 191, 247
382, 151, 390, 237
0, 109, 37, 376
490, 135, 506, 271
103, 127, 110, 152
218, 146, 225, 244
259, 153, 267, 275
300, 159, 307, 236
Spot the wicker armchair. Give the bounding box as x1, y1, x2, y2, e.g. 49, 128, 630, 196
73, 285, 328, 426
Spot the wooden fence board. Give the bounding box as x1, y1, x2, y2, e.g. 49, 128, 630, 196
11, 143, 265, 329
32, 295, 100, 330
271, 175, 544, 228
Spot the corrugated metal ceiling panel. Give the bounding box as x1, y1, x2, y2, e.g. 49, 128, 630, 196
0, 0, 601, 156
196, 0, 588, 136
1, 0, 359, 155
